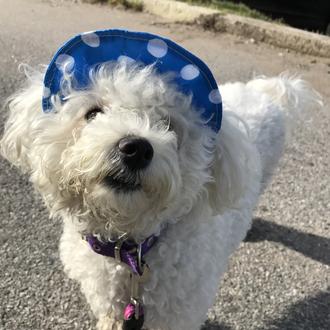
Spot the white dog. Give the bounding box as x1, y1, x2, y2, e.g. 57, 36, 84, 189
0, 30, 321, 330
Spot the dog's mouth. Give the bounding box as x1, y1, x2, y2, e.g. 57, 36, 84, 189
104, 174, 141, 193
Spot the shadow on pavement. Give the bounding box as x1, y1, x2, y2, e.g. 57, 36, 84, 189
201, 291, 330, 330
201, 320, 232, 330
245, 218, 330, 265
265, 289, 330, 330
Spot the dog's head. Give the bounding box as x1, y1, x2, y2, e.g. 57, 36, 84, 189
1, 62, 256, 239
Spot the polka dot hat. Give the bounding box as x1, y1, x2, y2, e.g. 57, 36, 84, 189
42, 29, 222, 132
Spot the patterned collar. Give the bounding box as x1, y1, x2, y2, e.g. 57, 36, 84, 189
84, 233, 158, 275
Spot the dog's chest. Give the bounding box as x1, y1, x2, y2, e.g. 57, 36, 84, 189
59, 207, 252, 325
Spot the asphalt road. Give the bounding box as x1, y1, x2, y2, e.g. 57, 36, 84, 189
0, 1, 329, 329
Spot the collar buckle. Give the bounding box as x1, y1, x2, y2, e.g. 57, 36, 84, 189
114, 233, 128, 262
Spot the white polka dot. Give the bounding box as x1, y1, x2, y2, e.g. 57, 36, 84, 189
180, 64, 200, 80
147, 39, 168, 58
55, 54, 75, 72
118, 55, 135, 64
208, 89, 222, 104
43, 87, 51, 98
81, 32, 100, 47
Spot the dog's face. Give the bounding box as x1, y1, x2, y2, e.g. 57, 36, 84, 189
1, 62, 251, 239
54, 64, 216, 237
1, 63, 216, 238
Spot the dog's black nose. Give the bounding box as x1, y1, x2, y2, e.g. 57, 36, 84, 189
118, 136, 154, 170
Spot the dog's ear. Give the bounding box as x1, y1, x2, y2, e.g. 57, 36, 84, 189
1, 68, 44, 173
206, 114, 261, 214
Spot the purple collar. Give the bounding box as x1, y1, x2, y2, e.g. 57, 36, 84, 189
85, 234, 158, 275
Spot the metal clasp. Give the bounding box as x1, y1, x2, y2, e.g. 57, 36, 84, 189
114, 232, 128, 261
130, 273, 141, 319
127, 244, 151, 320
137, 243, 150, 280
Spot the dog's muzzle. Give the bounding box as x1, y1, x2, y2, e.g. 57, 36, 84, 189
104, 136, 153, 192
118, 136, 154, 171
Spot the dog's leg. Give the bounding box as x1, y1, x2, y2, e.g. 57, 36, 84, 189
59, 221, 130, 329
97, 313, 122, 330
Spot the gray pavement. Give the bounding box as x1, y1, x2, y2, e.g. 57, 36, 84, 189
0, 1, 329, 329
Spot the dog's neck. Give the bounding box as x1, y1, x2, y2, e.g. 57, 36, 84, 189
63, 189, 211, 245
76, 201, 209, 246
68, 210, 170, 243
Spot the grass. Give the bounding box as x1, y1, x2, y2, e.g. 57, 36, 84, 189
83, 0, 143, 11
177, 0, 274, 22
85, 0, 280, 23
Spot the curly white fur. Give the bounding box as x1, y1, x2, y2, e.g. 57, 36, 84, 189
0, 62, 322, 330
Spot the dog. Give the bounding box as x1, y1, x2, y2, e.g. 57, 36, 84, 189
0, 30, 322, 330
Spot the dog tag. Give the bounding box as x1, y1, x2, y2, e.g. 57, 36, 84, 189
122, 263, 150, 330
123, 302, 144, 330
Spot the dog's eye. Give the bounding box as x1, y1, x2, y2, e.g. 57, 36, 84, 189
85, 107, 103, 122
162, 117, 174, 131
168, 120, 175, 132
168, 121, 174, 131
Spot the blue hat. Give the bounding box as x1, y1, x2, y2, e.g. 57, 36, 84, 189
42, 29, 222, 132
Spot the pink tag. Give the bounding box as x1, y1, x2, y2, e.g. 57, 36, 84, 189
123, 303, 144, 330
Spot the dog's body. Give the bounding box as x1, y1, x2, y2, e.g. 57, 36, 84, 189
1, 61, 321, 330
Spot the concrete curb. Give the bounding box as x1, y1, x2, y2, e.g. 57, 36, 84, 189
141, 0, 330, 58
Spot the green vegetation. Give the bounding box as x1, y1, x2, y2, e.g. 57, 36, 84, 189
83, 0, 143, 11
85, 0, 278, 23
178, 0, 272, 21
